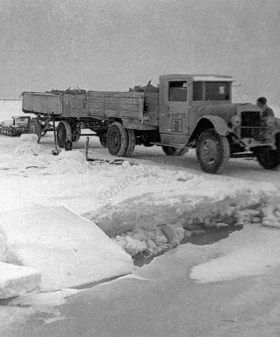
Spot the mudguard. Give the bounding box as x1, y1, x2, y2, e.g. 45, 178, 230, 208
196, 115, 232, 136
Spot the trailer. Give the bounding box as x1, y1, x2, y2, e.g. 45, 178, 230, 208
22, 74, 280, 173
22, 87, 159, 151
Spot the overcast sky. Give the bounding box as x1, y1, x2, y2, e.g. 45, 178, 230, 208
0, 0, 279, 105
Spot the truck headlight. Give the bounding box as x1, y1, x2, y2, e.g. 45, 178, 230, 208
231, 115, 241, 126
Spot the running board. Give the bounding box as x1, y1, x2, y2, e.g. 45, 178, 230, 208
231, 152, 255, 158
150, 142, 188, 149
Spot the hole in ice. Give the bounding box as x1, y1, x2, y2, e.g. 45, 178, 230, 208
133, 224, 243, 267
84, 192, 280, 268
115, 205, 263, 267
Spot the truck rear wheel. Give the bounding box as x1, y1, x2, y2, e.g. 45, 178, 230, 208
125, 129, 136, 156
196, 128, 230, 174
106, 122, 128, 157
162, 146, 187, 156
99, 133, 107, 148
29, 118, 42, 143
57, 121, 72, 149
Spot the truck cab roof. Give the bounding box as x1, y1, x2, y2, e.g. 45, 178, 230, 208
160, 74, 235, 82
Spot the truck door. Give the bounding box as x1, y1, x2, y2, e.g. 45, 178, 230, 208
159, 80, 189, 135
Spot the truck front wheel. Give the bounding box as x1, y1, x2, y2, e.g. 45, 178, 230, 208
106, 122, 128, 157
196, 129, 230, 174
256, 148, 280, 169
162, 146, 187, 156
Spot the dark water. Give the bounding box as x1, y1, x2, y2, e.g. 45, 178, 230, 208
134, 224, 243, 267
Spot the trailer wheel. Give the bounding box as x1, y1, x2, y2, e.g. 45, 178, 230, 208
57, 121, 72, 149
162, 146, 187, 156
106, 122, 128, 157
125, 129, 136, 156
196, 128, 230, 174
29, 118, 42, 143
72, 129, 81, 142
72, 133, 80, 142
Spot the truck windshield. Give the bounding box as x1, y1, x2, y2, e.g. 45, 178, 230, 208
205, 82, 230, 101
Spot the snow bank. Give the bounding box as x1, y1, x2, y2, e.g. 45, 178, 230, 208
0, 262, 41, 299
85, 185, 280, 257
190, 225, 280, 283
0, 228, 8, 262
0, 205, 134, 291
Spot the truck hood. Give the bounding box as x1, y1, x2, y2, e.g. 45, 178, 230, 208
189, 103, 258, 122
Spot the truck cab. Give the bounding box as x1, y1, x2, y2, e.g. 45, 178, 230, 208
158, 74, 235, 146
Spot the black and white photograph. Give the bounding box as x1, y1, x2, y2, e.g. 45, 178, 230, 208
0, 0, 280, 336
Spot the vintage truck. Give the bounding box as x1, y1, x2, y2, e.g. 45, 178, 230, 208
22, 74, 280, 173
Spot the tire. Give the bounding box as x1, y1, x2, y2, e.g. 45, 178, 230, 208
57, 121, 72, 149
99, 133, 107, 148
196, 128, 230, 174
29, 118, 42, 143
162, 146, 187, 156
256, 148, 280, 169
125, 129, 136, 156
72, 133, 80, 142
106, 122, 128, 157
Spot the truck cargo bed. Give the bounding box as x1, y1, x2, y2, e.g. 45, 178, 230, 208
22, 92, 63, 116
22, 89, 158, 130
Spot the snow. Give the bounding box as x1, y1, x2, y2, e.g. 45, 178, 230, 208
0, 205, 134, 291
1, 100, 280, 318
0, 262, 41, 299
10, 288, 81, 307
85, 186, 280, 257
189, 225, 280, 283
0, 227, 8, 262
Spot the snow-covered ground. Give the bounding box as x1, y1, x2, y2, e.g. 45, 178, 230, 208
1, 100, 280, 334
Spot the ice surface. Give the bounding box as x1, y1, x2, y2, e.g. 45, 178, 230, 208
0, 205, 135, 291
0, 262, 41, 299
1, 100, 280, 309
190, 225, 280, 283
11, 288, 81, 307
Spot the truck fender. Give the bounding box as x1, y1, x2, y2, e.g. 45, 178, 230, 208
202, 115, 232, 135
188, 115, 232, 145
